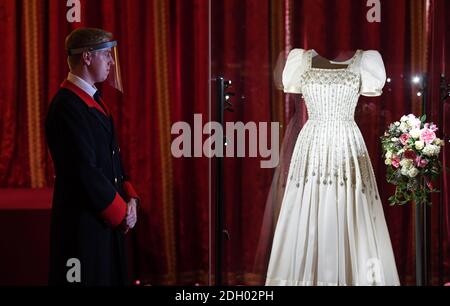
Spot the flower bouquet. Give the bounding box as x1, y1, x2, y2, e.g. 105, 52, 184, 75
381, 114, 444, 206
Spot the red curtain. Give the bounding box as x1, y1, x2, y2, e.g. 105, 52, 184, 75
0, 0, 210, 285
428, 0, 450, 285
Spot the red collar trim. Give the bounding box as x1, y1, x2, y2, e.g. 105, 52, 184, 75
61, 79, 110, 116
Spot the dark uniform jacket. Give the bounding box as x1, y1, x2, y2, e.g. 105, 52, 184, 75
45, 80, 139, 286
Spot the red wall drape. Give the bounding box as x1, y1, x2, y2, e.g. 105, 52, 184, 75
0, 0, 210, 285
428, 0, 450, 285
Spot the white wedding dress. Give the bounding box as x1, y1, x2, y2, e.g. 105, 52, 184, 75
265, 49, 400, 286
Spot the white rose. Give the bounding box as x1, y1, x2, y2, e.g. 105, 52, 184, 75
400, 159, 413, 168
423, 145, 438, 156
433, 138, 443, 146
422, 145, 432, 156
410, 129, 421, 139
385, 151, 393, 159
415, 141, 425, 150
433, 145, 441, 155
401, 115, 408, 122
408, 167, 419, 178
401, 166, 410, 176
408, 117, 421, 129
399, 123, 409, 133
385, 159, 392, 165
394, 121, 401, 126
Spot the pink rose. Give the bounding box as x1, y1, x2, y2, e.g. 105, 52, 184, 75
424, 123, 438, 132
400, 134, 411, 146
415, 157, 428, 168
403, 150, 417, 160
392, 156, 400, 168
420, 129, 436, 144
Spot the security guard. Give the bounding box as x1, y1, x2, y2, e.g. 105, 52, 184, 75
45, 27, 138, 286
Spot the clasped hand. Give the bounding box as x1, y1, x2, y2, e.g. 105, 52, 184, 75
120, 198, 138, 234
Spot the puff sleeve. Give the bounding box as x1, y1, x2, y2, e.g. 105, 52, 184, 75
360, 50, 386, 97
282, 48, 305, 94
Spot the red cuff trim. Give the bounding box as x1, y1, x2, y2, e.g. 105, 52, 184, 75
100, 192, 127, 227
123, 181, 139, 202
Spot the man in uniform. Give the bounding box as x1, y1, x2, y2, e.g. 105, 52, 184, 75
46, 27, 138, 286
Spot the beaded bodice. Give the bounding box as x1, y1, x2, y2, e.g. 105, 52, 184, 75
288, 49, 379, 197
267, 49, 400, 287
300, 49, 362, 122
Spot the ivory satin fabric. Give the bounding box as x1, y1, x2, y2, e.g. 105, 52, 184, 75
265, 49, 400, 286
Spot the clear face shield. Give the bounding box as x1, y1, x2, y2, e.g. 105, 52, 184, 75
67, 40, 123, 93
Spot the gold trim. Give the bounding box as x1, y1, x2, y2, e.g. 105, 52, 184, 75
24, 0, 44, 188
153, 0, 176, 282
